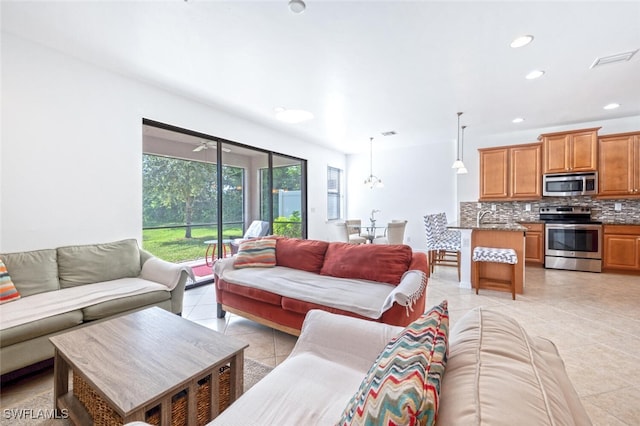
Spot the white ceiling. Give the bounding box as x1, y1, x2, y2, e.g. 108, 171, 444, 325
2, 1, 639, 154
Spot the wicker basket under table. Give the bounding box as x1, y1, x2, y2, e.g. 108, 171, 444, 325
73, 365, 231, 426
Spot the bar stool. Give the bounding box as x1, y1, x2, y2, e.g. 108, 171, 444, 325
472, 246, 518, 300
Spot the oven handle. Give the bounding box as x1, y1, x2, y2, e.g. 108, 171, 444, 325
545, 223, 602, 231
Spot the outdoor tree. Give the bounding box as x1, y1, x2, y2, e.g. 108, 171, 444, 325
143, 155, 215, 238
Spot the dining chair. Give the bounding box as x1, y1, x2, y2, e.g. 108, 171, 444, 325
345, 219, 367, 244
423, 213, 461, 280
373, 220, 407, 245
335, 221, 366, 244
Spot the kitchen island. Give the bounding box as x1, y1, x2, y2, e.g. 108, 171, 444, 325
448, 220, 527, 295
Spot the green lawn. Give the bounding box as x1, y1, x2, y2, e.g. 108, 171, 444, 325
142, 226, 243, 263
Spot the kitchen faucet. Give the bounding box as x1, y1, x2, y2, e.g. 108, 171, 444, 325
477, 210, 492, 226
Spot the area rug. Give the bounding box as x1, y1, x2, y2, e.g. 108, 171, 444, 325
0, 359, 273, 426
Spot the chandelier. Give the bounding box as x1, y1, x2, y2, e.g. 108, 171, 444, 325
364, 137, 384, 189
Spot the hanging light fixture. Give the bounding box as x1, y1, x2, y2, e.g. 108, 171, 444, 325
457, 125, 468, 174
451, 112, 465, 170
364, 137, 384, 189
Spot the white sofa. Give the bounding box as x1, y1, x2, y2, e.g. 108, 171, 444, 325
211, 307, 591, 425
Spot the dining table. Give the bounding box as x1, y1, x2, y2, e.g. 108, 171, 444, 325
348, 223, 387, 243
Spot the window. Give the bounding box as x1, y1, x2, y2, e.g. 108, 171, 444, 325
327, 166, 343, 220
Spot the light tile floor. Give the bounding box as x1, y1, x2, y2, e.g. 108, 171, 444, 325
2, 266, 639, 425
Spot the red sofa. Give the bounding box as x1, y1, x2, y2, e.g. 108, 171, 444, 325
213, 237, 429, 335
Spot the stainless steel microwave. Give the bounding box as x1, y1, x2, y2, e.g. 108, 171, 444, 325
543, 172, 598, 196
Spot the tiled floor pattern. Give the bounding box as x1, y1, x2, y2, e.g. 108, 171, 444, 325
2, 266, 639, 425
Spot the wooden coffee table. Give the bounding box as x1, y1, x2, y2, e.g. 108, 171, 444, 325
50, 307, 248, 425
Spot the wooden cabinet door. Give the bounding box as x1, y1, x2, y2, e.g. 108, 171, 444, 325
570, 130, 598, 171
604, 235, 640, 270
599, 134, 634, 196
603, 225, 640, 272
521, 222, 544, 264
510, 144, 542, 199
543, 135, 570, 173
479, 148, 508, 200
541, 127, 600, 173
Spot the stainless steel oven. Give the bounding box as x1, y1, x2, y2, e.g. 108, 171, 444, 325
540, 206, 602, 272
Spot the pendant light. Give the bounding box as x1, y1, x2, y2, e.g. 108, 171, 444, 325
364, 137, 384, 189
451, 112, 465, 170
457, 125, 468, 174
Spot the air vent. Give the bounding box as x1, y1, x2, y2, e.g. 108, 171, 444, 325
381, 131, 397, 136
590, 49, 638, 69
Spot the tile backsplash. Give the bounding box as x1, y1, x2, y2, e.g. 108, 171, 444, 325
460, 197, 640, 224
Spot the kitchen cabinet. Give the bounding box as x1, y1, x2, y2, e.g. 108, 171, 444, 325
520, 222, 544, 265
598, 132, 640, 198
479, 142, 542, 201
603, 225, 640, 273
540, 128, 599, 174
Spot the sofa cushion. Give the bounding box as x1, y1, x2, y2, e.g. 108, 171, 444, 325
57, 239, 141, 288
81, 290, 171, 321
437, 307, 577, 426
337, 300, 449, 426
0, 249, 59, 296
0, 260, 21, 304
320, 243, 412, 285
0, 310, 83, 348
234, 238, 277, 269
276, 238, 329, 273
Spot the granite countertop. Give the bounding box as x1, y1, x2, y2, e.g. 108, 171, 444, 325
448, 220, 528, 231
599, 220, 640, 225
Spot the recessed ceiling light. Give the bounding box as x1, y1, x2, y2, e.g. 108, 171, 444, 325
512, 117, 525, 123
525, 70, 545, 80
288, 0, 306, 14
603, 103, 620, 110
274, 107, 314, 123
510, 35, 534, 48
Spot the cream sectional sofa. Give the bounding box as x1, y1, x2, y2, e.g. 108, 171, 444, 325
204, 307, 591, 425
0, 239, 192, 378
126, 306, 590, 425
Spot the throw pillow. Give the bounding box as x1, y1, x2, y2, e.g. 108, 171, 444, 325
337, 300, 449, 426
234, 238, 277, 269
320, 243, 412, 285
276, 238, 329, 274
0, 260, 21, 304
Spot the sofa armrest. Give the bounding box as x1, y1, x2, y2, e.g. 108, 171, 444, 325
140, 256, 193, 315
290, 309, 402, 372
379, 269, 428, 315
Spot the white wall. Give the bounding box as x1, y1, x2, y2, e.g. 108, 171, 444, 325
346, 141, 458, 250
457, 116, 640, 203
0, 34, 346, 252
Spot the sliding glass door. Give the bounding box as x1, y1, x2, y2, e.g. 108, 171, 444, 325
142, 120, 306, 286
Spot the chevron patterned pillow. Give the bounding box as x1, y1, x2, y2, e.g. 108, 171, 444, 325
336, 300, 449, 426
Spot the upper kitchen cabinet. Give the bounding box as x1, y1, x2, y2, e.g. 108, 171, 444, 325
598, 131, 640, 198
540, 128, 600, 174
479, 142, 542, 201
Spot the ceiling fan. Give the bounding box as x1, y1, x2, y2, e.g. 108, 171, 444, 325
193, 140, 231, 152
193, 140, 216, 152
